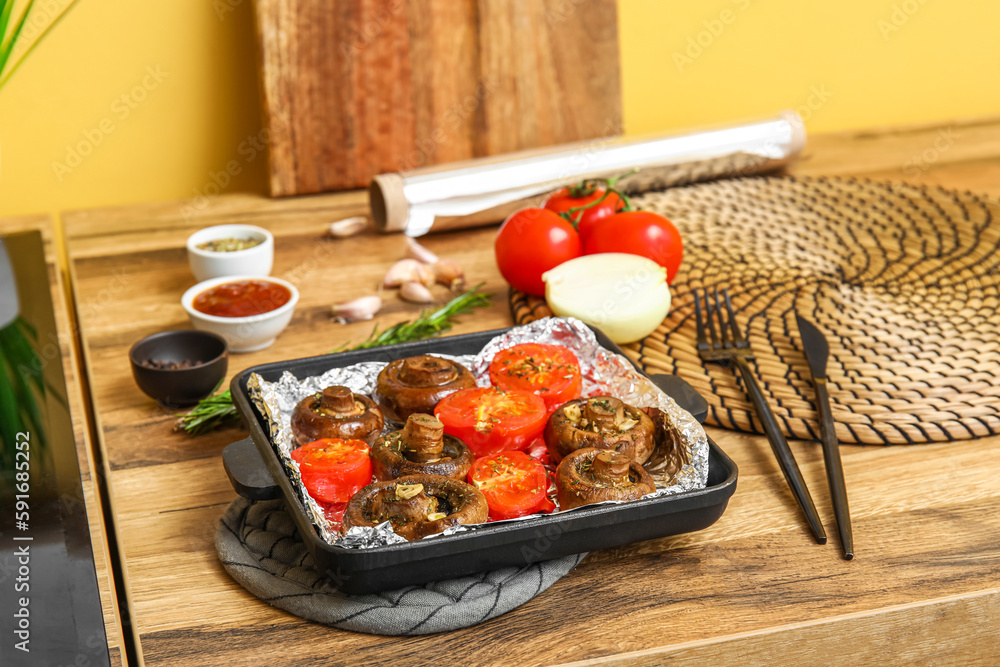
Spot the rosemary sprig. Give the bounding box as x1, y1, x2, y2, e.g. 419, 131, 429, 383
177, 384, 239, 436
178, 285, 492, 435
334, 283, 491, 351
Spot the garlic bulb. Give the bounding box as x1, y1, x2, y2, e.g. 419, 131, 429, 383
542, 253, 671, 344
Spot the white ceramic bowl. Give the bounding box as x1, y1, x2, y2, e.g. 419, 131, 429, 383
181, 276, 298, 353
186, 224, 274, 281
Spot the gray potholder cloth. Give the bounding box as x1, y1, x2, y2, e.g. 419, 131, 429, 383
216, 497, 586, 635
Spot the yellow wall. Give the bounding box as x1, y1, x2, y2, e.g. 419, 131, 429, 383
1, 0, 999, 219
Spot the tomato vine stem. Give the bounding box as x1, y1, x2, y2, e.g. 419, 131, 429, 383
558, 169, 640, 228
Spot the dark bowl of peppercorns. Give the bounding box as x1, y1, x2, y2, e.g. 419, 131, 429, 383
129, 330, 228, 408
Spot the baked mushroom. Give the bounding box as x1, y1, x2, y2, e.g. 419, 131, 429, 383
555, 448, 656, 510
291, 385, 384, 447
544, 396, 656, 464
374, 355, 475, 422
371, 413, 474, 481
343, 474, 488, 541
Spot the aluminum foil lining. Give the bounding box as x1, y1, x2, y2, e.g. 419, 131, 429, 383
248, 317, 710, 548
247, 356, 475, 547
472, 317, 709, 495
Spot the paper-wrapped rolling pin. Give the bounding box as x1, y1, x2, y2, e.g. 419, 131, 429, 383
369, 111, 806, 237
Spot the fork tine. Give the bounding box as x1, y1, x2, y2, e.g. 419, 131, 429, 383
721, 289, 745, 346
712, 287, 730, 349
693, 289, 707, 349
703, 289, 719, 350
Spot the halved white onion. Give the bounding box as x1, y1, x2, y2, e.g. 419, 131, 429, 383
542, 253, 671, 344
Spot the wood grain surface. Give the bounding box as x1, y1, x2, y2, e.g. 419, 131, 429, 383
64, 114, 1000, 666
254, 0, 622, 195
0, 216, 124, 667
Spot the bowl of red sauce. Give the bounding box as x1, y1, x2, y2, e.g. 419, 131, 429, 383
182, 276, 299, 352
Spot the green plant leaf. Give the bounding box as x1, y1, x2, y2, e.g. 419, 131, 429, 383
8, 360, 45, 448
0, 319, 50, 452
0, 0, 14, 51
0, 0, 34, 77
0, 323, 44, 396
0, 0, 80, 92
0, 326, 46, 448
0, 344, 27, 469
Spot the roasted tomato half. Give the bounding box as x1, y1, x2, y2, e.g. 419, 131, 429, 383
434, 387, 548, 458
290, 438, 373, 504
468, 451, 555, 521
488, 343, 582, 413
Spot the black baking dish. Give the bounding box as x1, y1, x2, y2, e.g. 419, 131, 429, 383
225, 325, 738, 594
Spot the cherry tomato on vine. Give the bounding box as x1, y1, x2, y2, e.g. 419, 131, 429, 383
543, 187, 626, 241
495, 208, 582, 296
583, 211, 684, 284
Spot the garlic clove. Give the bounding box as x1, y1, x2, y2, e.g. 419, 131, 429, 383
405, 237, 439, 264
329, 216, 368, 238
332, 295, 382, 323
395, 483, 424, 500
432, 258, 465, 290
383, 259, 434, 288
399, 281, 435, 304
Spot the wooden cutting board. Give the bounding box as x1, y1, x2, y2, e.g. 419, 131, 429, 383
253, 0, 622, 196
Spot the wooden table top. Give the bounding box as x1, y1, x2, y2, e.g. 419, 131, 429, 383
64, 116, 1000, 666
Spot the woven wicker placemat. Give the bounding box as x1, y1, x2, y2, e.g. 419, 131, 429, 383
510, 175, 1000, 445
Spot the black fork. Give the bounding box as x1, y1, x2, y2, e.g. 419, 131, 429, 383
694, 288, 827, 544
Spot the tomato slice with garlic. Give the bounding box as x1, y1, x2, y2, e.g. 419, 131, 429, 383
291, 438, 373, 504
488, 343, 582, 412
468, 451, 555, 521
434, 387, 548, 458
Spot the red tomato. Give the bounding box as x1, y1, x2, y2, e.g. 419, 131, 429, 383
434, 387, 548, 458
543, 187, 625, 241
495, 208, 581, 296
468, 451, 555, 520
488, 343, 582, 413
583, 211, 684, 284
291, 438, 372, 504
526, 437, 550, 467
319, 501, 348, 528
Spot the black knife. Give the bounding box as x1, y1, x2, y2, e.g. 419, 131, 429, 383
796, 314, 854, 559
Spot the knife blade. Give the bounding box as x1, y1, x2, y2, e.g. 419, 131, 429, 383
796, 314, 854, 559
